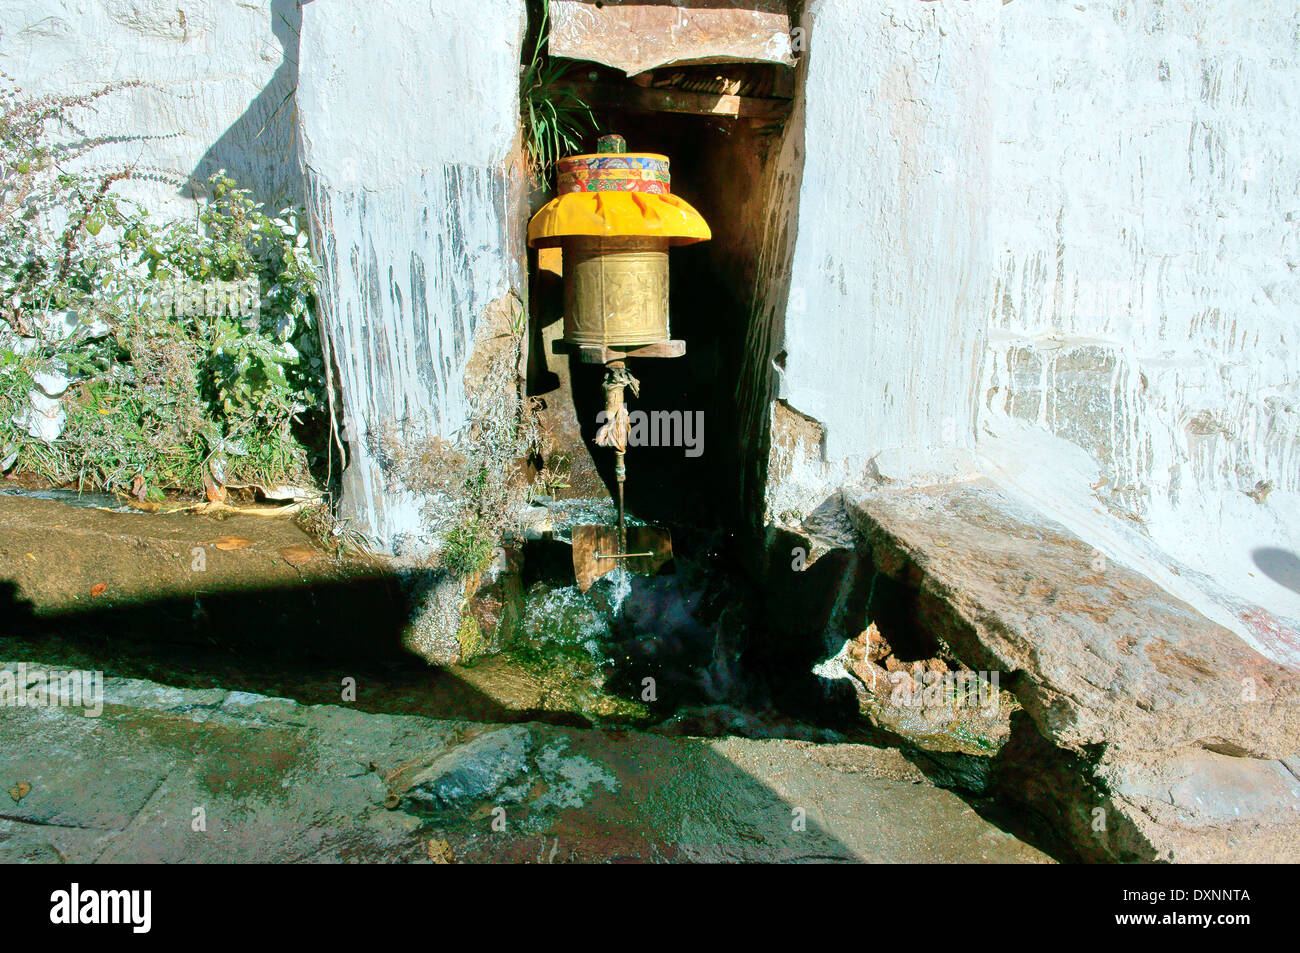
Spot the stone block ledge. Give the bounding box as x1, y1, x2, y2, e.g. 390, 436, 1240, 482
842, 479, 1300, 761
841, 478, 1300, 861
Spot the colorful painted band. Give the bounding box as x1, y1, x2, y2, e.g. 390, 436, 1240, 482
555, 154, 670, 175
558, 168, 672, 195
559, 179, 670, 195
567, 168, 670, 183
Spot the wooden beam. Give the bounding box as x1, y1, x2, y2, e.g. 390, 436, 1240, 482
556, 79, 791, 123
551, 338, 687, 364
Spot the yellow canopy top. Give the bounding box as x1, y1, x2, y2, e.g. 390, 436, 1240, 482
527, 142, 711, 248
528, 192, 711, 248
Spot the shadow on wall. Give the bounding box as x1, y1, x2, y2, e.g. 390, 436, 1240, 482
185, 0, 303, 208
1253, 548, 1300, 596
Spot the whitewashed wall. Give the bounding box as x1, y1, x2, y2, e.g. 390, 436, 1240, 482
977, 1, 1300, 632
762, 0, 995, 520
762, 0, 1300, 630
297, 0, 526, 555
0, 0, 302, 211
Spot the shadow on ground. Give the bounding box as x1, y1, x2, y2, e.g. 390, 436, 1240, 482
0, 576, 554, 726
0, 577, 893, 862
0, 568, 1065, 862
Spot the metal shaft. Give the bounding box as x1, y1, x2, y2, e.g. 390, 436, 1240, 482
594, 359, 638, 558
615, 449, 626, 554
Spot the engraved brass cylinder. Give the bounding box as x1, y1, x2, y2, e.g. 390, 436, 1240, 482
562, 236, 670, 348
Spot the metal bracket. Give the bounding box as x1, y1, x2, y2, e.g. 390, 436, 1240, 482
551, 339, 686, 364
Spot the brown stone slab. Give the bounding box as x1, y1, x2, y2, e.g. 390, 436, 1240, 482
843, 479, 1300, 760
550, 0, 795, 76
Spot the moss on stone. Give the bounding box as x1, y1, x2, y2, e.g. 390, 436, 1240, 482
456, 613, 484, 661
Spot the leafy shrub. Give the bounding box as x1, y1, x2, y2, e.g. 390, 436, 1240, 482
521, 0, 597, 179
439, 515, 499, 577
0, 76, 324, 497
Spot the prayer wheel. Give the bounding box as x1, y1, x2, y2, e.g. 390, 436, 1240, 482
527, 134, 710, 354
563, 236, 669, 348
526, 135, 711, 581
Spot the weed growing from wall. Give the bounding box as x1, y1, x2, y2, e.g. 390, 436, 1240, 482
521, 0, 598, 181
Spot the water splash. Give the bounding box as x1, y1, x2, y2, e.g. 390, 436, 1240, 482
517, 583, 613, 666
602, 565, 632, 616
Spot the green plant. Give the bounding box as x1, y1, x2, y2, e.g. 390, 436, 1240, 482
0, 76, 325, 498
521, 0, 597, 178
529, 453, 571, 500
121, 172, 323, 487
440, 517, 497, 576
0, 76, 162, 330
455, 612, 484, 659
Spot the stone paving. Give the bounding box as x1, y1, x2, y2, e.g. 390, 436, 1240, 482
0, 664, 1050, 864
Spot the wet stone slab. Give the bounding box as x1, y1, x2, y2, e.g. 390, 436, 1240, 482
0, 665, 1052, 864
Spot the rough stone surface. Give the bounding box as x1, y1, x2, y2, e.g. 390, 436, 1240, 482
1101, 747, 1300, 833
843, 479, 1300, 760
0, 665, 1052, 863
818, 623, 1015, 759
297, 0, 527, 555
996, 715, 1300, 863
402, 724, 534, 809
549, 0, 795, 76
1102, 756, 1300, 863
400, 571, 470, 667
841, 478, 1300, 861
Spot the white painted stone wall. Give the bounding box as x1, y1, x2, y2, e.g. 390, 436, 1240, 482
977, 1, 1300, 635
297, 0, 526, 555
0, 0, 302, 211
765, 0, 1300, 636
764, 0, 994, 520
